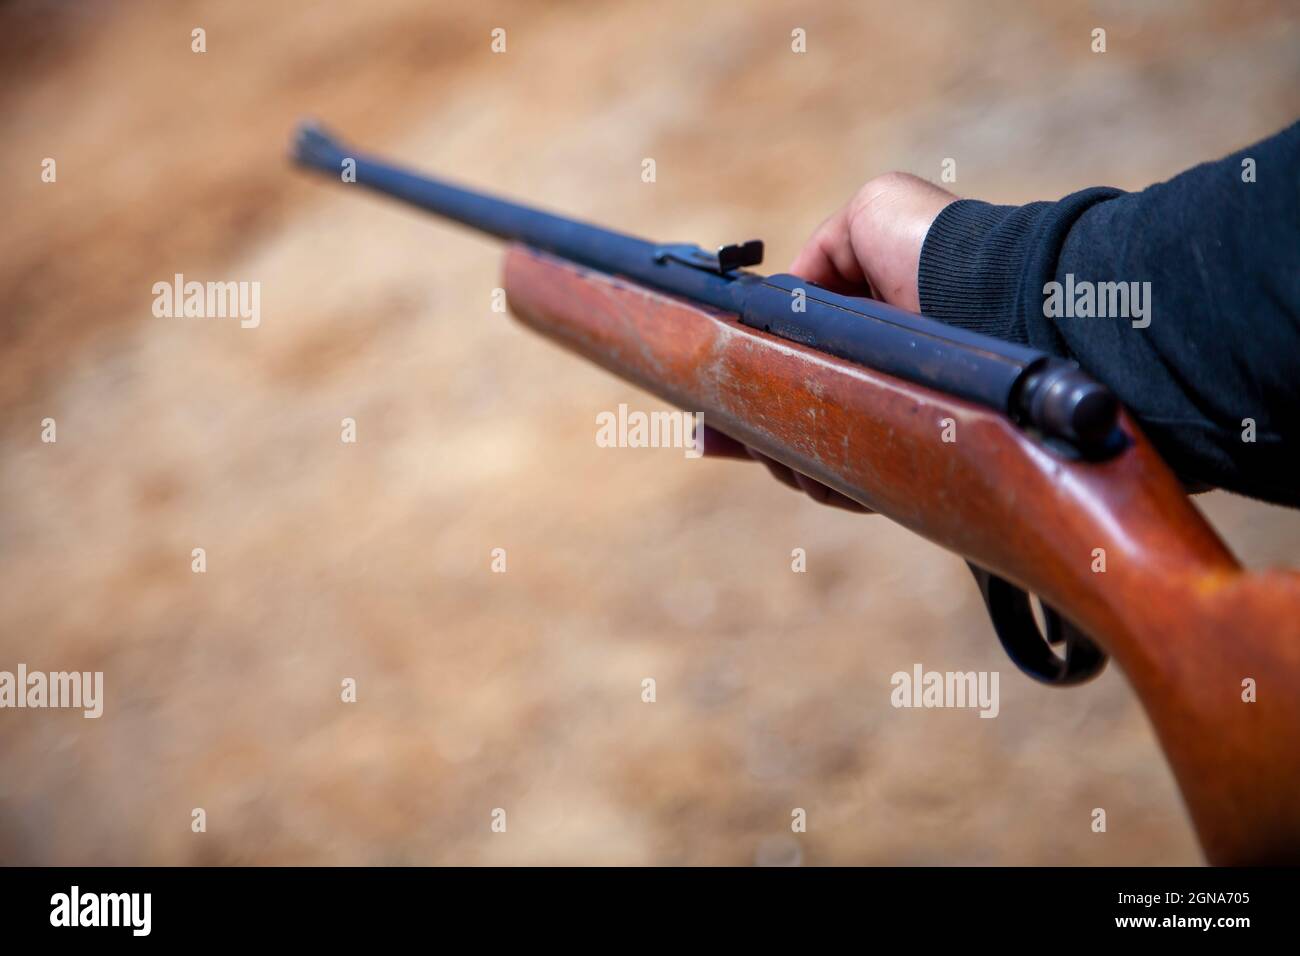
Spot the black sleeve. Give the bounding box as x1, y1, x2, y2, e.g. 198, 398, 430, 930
917, 120, 1300, 507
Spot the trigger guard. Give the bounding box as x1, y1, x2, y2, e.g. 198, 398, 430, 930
966, 563, 1108, 686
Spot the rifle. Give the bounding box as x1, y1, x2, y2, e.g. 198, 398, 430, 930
292, 122, 1300, 864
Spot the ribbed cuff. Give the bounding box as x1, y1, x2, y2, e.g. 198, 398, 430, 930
918, 189, 1125, 353
918, 199, 1048, 345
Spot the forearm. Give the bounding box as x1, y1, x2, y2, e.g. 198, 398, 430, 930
918, 122, 1300, 505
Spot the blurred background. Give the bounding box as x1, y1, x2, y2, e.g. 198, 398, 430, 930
2, 0, 1298, 865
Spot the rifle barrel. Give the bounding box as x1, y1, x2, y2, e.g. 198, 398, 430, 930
291, 121, 1120, 457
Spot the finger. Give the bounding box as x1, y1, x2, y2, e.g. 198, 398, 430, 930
745, 447, 804, 491
821, 491, 873, 514
747, 447, 874, 514
792, 471, 874, 513
696, 425, 753, 460
788, 207, 873, 296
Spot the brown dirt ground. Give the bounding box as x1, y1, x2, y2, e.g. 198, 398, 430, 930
1, 0, 1298, 864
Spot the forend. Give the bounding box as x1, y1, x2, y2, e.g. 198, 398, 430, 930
291, 121, 1122, 458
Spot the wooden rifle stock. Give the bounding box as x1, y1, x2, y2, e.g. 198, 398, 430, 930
503, 243, 1300, 865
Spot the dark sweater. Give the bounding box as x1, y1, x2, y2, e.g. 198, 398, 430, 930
918, 121, 1299, 507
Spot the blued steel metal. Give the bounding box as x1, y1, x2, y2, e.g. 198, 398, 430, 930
292, 122, 1120, 457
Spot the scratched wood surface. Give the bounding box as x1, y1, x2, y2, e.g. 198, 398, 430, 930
505, 245, 1300, 864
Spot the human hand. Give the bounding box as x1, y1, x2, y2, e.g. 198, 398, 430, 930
787, 170, 957, 310
702, 172, 958, 509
